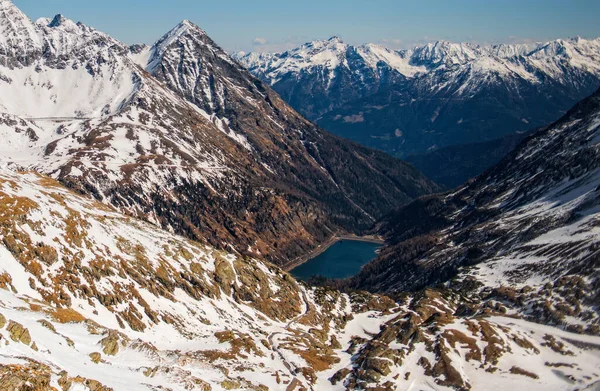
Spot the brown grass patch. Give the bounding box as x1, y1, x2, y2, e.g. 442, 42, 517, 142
0, 272, 14, 291
510, 366, 539, 379
51, 308, 86, 324
442, 329, 482, 362
295, 349, 340, 372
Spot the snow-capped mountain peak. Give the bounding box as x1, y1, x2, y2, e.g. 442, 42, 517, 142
169, 19, 206, 38
145, 19, 215, 72
0, 4, 137, 120
155, 19, 208, 47
411, 40, 480, 67
237, 35, 600, 147
47, 14, 73, 28
0, 0, 42, 66
290, 35, 349, 69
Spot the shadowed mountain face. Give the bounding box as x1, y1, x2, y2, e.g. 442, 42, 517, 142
0, 3, 438, 266
405, 130, 535, 189
237, 37, 600, 159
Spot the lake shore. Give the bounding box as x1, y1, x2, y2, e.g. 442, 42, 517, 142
284, 234, 385, 272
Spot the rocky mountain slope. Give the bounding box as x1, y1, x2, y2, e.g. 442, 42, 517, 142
0, 0, 438, 267
236, 36, 600, 159
1, 169, 599, 390
344, 87, 600, 338
0, 1, 599, 389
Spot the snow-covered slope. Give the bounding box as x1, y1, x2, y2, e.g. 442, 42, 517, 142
0, 169, 385, 390
1, 169, 598, 390
236, 36, 600, 158
0, 0, 438, 267
0, 9, 136, 120
0, 0, 41, 67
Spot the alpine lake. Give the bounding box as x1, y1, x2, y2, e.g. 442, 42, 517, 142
291, 240, 382, 281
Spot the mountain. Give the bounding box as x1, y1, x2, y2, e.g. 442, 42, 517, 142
0, 1, 438, 267
405, 129, 535, 189
1, 169, 599, 390
343, 87, 600, 335
235, 37, 415, 121
236, 36, 600, 159
0, 2, 599, 389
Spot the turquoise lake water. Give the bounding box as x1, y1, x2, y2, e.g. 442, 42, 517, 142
291, 240, 382, 281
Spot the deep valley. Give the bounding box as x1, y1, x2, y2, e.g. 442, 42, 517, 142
0, 1, 599, 390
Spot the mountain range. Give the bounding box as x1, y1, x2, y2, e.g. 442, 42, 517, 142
0, 0, 437, 267
236, 36, 600, 179
0, 1, 599, 390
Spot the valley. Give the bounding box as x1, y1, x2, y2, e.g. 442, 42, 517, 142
0, 1, 438, 268
0, 0, 599, 390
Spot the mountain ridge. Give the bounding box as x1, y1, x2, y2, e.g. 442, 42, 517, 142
236, 35, 600, 159
0, 1, 599, 389
0, 0, 438, 267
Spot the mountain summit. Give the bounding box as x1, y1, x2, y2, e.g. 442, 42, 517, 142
0, 5, 438, 266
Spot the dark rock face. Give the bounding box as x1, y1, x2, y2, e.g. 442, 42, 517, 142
405, 130, 535, 189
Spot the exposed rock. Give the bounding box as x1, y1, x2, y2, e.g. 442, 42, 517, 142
510, 366, 539, 379
330, 368, 351, 385
221, 379, 241, 390
7, 321, 32, 345
99, 331, 129, 356
0, 363, 53, 391
89, 352, 102, 364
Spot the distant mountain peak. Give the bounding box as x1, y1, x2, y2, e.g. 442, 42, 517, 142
46, 13, 81, 31
169, 19, 206, 37
48, 13, 66, 27
411, 40, 480, 66
150, 19, 209, 57
303, 35, 347, 50
0, 0, 42, 66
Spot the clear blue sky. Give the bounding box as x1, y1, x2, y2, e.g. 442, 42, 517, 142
12, 0, 600, 53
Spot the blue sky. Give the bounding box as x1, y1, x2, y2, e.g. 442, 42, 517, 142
13, 0, 600, 53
